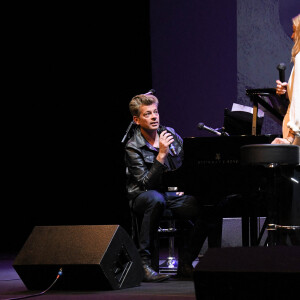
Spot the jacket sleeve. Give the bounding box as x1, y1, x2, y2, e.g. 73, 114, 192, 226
125, 147, 167, 191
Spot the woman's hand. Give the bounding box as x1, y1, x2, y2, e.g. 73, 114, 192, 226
271, 137, 292, 144
276, 80, 288, 95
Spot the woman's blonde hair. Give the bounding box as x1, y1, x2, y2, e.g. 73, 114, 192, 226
292, 14, 300, 63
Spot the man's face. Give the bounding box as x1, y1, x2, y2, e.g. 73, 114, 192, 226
134, 103, 160, 131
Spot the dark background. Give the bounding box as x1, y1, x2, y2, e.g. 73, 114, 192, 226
3, 2, 152, 251
2, 0, 299, 252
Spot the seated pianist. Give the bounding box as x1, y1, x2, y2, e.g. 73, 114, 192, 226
124, 92, 222, 282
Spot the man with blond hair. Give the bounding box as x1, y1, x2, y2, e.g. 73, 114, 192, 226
125, 93, 221, 282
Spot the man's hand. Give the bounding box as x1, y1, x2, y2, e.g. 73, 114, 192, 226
176, 192, 184, 196
156, 130, 174, 164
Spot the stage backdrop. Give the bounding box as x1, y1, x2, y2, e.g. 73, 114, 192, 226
150, 0, 298, 138
2, 0, 299, 253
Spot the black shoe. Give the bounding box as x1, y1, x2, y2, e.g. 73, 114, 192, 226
142, 265, 170, 282
176, 263, 194, 279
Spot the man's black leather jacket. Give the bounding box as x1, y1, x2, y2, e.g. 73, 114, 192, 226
125, 126, 183, 200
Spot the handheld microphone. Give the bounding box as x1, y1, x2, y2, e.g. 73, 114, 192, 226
145, 89, 156, 95
277, 63, 286, 83
158, 126, 177, 156
169, 143, 177, 156
277, 63, 287, 100
197, 122, 221, 136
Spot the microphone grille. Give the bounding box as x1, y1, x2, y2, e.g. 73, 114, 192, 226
197, 123, 204, 129
145, 89, 156, 95
277, 63, 286, 71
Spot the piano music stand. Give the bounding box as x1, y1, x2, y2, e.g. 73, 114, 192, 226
246, 88, 288, 135
223, 108, 263, 136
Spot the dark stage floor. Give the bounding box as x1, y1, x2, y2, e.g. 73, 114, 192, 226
0, 254, 196, 300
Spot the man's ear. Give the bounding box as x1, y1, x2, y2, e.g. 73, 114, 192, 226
133, 116, 139, 125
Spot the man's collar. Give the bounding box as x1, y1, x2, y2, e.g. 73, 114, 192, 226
134, 127, 147, 148
134, 127, 158, 151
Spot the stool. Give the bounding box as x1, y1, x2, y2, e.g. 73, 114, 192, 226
240, 144, 300, 246
155, 209, 192, 274
131, 208, 189, 274
156, 209, 177, 273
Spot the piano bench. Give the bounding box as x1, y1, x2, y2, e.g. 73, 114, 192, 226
240, 144, 299, 166
240, 144, 300, 246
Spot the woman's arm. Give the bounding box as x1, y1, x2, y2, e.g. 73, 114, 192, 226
287, 53, 300, 140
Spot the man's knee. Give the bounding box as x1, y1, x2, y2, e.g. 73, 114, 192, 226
134, 190, 166, 213
170, 195, 200, 218
148, 191, 166, 207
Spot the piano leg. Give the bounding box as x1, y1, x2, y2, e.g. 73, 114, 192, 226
250, 216, 258, 246
242, 216, 250, 247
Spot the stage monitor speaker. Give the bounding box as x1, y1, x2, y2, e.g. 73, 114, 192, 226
193, 246, 300, 300
13, 225, 143, 290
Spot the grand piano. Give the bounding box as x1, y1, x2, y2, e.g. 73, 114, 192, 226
164, 88, 299, 247
181, 87, 287, 202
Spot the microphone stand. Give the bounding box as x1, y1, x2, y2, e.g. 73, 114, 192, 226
217, 127, 230, 136
121, 121, 135, 143
198, 123, 230, 136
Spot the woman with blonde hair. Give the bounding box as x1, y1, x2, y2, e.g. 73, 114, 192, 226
272, 14, 300, 145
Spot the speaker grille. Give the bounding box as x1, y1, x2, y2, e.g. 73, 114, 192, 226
13, 225, 143, 290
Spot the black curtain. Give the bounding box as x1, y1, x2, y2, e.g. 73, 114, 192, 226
3, 2, 152, 252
